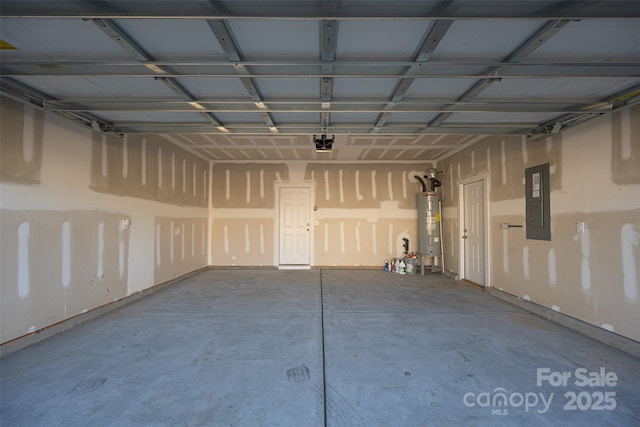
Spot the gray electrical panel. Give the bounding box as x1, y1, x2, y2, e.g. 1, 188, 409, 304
525, 163, 551, 240
417, 192, 441, 255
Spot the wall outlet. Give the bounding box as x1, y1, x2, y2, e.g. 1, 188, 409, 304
122, 218, 131, 230
576, 221, 585, 234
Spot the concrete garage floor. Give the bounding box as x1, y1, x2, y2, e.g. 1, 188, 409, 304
1, 269, 639, 426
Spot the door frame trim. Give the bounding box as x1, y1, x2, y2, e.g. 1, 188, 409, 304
274, 183, 315, 268
457, 173, 491, 287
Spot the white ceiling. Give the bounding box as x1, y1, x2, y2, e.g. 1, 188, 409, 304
1, 0, 640, 162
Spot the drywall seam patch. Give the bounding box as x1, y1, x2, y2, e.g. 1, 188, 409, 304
170, 221, 175, 264
501, 139, 507, 187
621, 223, 639, 302
223, 224, 229, 254
471, 150, 475, 172
62, 221, 71, 288
118, 229, 125, 278
246, 171, 251, 204
155, 223, 161, 266
171, 153, 176, 190
339, 169, 344, 204
22, 104, 35, 163
192, 164, 197, 197
621, 108, 631, 160
97, 222, 104, 278
123, 137, 129, 179
17, 222, 30, 298
402, 171, 407, 199
244, 224, 250, 253
548, 248, 557, 287
502, 229, 509, 274
141, 138, 147, 186
182, 159, 187, 193
371, 170, 377, 199
578, 227, 591, 292
324, 169, 330, 201
157, 146, 163, 189
100, 135, 107, 178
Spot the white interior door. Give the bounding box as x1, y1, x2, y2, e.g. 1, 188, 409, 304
279, 187, 311, 265
463, 180, 485, 285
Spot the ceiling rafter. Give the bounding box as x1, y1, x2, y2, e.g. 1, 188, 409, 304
0, 76, 116, 133
374, 18, 453, 129
39, 99, 614, 114
206, 19, 278, 132
320, 19, 338, 131
3, 1, 640, 19
428, 19, 571, 128
5, 62, 638, 78
108, 122, 537, 136
2, 1, 638, 162
529, 81, 640, 141
89, 18, 225, 128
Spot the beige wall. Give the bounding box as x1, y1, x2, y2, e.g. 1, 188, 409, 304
4, 91, 637, 345
1, 97, 208, 344
210, 162, 431, 266
439, 105, 640, 342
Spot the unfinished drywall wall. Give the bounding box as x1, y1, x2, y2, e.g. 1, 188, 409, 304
210, 162, 430, 266
154, 216, 208, 284
0, 97, 44, 184
91, 133, 209, 207
612, 106, 640, 184
439, 104, 640, 342
0, 95, 208, 344
0, 210, 129, 341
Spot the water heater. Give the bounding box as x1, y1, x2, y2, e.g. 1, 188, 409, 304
417, 191, 441, 255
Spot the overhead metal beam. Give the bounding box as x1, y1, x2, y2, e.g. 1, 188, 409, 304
0, 76, 118, 133
320, 18, 338, 130
154, 77, 222, 126
89, 19, 152, 62
4, 1, 640, 19
108, 121, 537, 136
6, 63, 638, 78
207, 19, 278, 132
7, 59, 640, 69
41, 98, 614, 114
88, 18, 224, 127
528, 82, 640, 141
374, 18, 453, 129
429, 19, 571, 127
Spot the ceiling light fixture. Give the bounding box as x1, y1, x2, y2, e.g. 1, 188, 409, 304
314, 134, 334, 153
